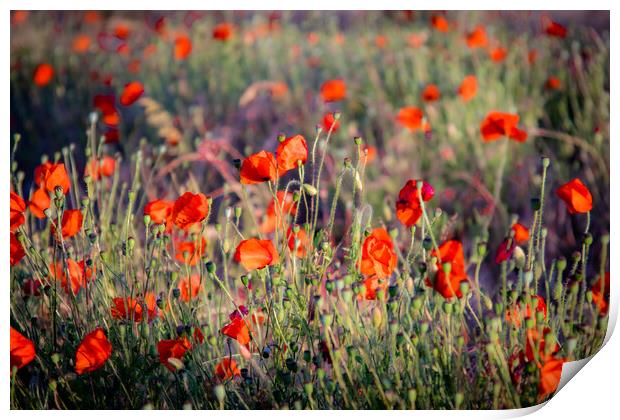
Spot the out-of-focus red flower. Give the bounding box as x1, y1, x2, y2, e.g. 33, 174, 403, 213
10, 192, 26, 232
591, 272, 610, 315
430, 15, 450, 32
111, 293, 158, 322
359, 275, 389, 300
72, 34, 92, 53
220, 314, 261, 346
556, 178, 592, 214
276, 135, 308, 174
466, 26, 487, 48
178, 274, 203, 302
287, 226, 310, 258
144, 199, 174, 225
29, 188, 51, 219
213, 22, 234, 41
54, 209, 84, 239
422, 84, 441, 102
397, 107, 424, 131
528, 49, 538, 64
94, 94, 120, 126
83, 11, 101, 24
360, 228, 397, 279
114, 24, 131, 40
495, 237, 516, 264
320, 79, 346, 102
33, 63, 54, 87
427, 240, 468, 299
545, 76, 561, 91
375, 35, 388, 49
215, 357, 241, 380
457, 75, 477, 101
511, 223, 529, 244
10, 327, 36, 371
22, 279, 42, 297
480, 112, 527, 142
174, 34, 192, 60
543, 17, 567, 38
396, 179, 435, 227
239, 151, 278, 184
322, 112, 340, 132
175, 237, 206, 266
171, 192, 210, 230
120, 81, 144, 106
362, 145, 377, 164
260, 191, 297, 234
84, 156, 116, 181
75, 328, 112, 375
407, 32, 428, 48
10, 232, 25, 266
234, 238, 280, 271
158, 337, 191, 371
506, 295, 547, 327
50, 258, 85, 295
538, 357, 565, 400
489, 47, 507, 63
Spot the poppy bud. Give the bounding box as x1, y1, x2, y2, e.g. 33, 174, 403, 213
213, 385, 226, 402
586, 290, 593, 303
325, 280, 334, 293
530, 198, 541, 211
542, 157, 551, 168
423, 237, 432, 251
205, 261, 216, 274
262, 346, 271, 359
353, 136, 362, 146
172, 288, 180, 299
459, 282, 470, 296
442, 262, 452, 275
477, 242, 487, 258
277, 133, 286, 143
303, 184, 318, 196
304, 382, 314, 395
420, 322, 430, 334
455, 392, 465, 408
513, 246, 526, 269
232, 159, 241, 170
566, 337, 577, 354
442, 301, 453, 314
341, 287, 353, 302
285, 357, 298, 372
584, 233, 593, 246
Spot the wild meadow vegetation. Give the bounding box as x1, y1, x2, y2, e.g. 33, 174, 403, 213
9, 11, 610, 409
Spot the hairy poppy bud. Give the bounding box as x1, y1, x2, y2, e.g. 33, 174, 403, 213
205, 261, 216, 274
214, 385, 226, 402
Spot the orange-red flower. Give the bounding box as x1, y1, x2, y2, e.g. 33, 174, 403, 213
396, 179, 435, 227
466, 26, 488, 48
213, 22, 234, 41
239, 151, 277, 184
556, 178, 592, 214
29, 188, 51, 219
427, 240, 468, 299
33, 63, 54, 87
322, 112, 341, 132
75, 328, 112, 375
260, 191, 297, 234
287, 226, 310, 258
480, 112, 527, 142
10, 232, 25, 266
591, 272, 610, 315
144, 199, 174, 225
234, 238, 280, 271
178, 274, 203, 302
506, 295, 547, 327
489, 47, 507, 63
157, 337, 191, 371
120, 81, 144, 106
174, 35, 192, 60
10, 192, 26, 232
545, 77, 561, 91
10, 327, 36, 371
543, 18, 567, 38
457, 75, 477, 102
54, 209, 84, 239
84, 156, 116, 181
221, 316, 252, 346
430, 15, 449, 32
94, 94, 120, 127
397, 107, 424, 131
50, 258, 85, 295
320, 79, 346, 102
175, 237, 206, 266
421, 84, 441, 102
359, 275, 389, 300
72, 34, 92, 53
171, 192, 210, 230
359, 228, 397, 279
35, 163, 71, 194
111, 294, 158, 322
276, 134, 308, 174
538, 357, 565, 400
215, 357, 241, 380
511, 223, 529, 244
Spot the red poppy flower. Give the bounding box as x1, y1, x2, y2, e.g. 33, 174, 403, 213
359, 275, 389, 300
545, 77, 561, 91
50, 258, 85, 295
260, 191, 297, 234
33, 63, 54, 87
120, 81, 144, 106
320, 79, 346, 102
178, 274, 203, 302
362, 145, 377, 164
457, 75, 477, 101
22, 279, 42, 297
375, 35, 388, 49
72, 34, 92, 53
427, 240, 468, 299
55, 209, 84, 239
543, 18, 567, 38
395, 179, 435, 227
466, 26, 488, 48
174, 35, 192, 60
556, 178, 592, 214
528, 49, 538, 64
10, 232, 25, 266
287, 226, 310, 258
175, 237, 206, 266
144, 199, 174, 225
36, 163, 71, 194
75, 328, 112, 375
239, 151, 278, 184
276, 134, 308, 174
114, 24, 131, 40
28, 188, 51, 219
171, 192, 210, 230
234, 238, 280, 271
480, 112, 527, 142
359, 228, 397, 279
111, 293, 158, 322
506, 295, 547, 327
10, 192, 26, 232
495, 237, 516, 264
221, 316, 251, 346
397, 107, 424, 131
538, 357, 565, 400
215, 357, 241, 380
422, 84, 441, 102
430, 15, 449, 32
10, 327, 36, 371
322, 112, 341, 132
84, 156, 116, 181
157, 337, 191, 371
213, 22, 234, 41
591, 272, 610, 315
511, 223, 529, 244
489, 47, 507, 63
94, 94, 120, 127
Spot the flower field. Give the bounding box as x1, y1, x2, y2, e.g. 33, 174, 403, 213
9, 10, 610, 409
